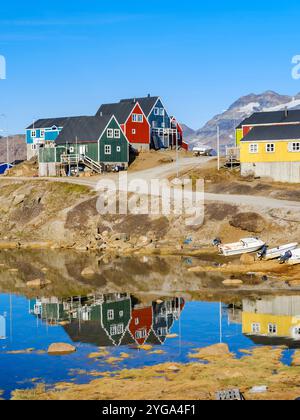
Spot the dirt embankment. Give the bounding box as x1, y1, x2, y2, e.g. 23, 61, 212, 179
11, 344, 300, 401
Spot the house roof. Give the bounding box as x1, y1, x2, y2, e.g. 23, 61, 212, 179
26, 116, 88, 130
119, 96, 159, 117
55, 115, 112, 145
96, 101, 136, 123
237, 109, 300, 129
241, 123, 300, 142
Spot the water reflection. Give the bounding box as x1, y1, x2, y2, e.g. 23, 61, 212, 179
226, 296, 300, 348
29, 293, 185, 348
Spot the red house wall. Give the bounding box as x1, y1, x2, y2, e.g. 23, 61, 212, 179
124, 103, 150, 145
129, 306, 153, 345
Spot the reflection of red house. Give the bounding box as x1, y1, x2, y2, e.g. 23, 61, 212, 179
129, 306, 153, 345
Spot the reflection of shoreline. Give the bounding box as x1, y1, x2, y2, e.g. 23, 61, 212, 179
29, 293, 185, 348
226, 296, 300, 349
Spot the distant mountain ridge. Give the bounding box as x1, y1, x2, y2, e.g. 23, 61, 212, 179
182, 91, 300, 151
0, 135, 26, 163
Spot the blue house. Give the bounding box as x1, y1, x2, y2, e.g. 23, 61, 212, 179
119, 96, 173, 149
26, 116, 87, 160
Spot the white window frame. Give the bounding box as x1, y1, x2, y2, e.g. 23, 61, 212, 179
135, 318, 139, 326
154, 107, 159, 116
268, 323, 277, 335
40, 130, 45, 138
136, 329, 147, 339
31, 144, 37, 151
114, 129, 120, 138
160, 108, 165, 116
107, 129, 114, 138
107, 309, 114, 321
104, 145, 112, 155
249, 143, 258, 154
69, 146, 75, 153
266, 143, 275, 153
116, 146, 121, 152
132, 129, 136, 135
137, 114, 143, 123
251, 323, 261, 334
119, 310, 124, 318
31, 130, 36, 138
289, 142, 300, 152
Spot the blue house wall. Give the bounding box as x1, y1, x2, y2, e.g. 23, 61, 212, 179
26, 127, 63, 145
148, 99, 171, 131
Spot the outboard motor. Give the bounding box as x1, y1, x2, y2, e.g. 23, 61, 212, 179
212, 238, 222, 247
257, 245, 268, 260
279, 250, 293, 264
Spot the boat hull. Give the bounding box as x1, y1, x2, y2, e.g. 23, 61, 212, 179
220, 245, 264, 257
261, 243, 298, 260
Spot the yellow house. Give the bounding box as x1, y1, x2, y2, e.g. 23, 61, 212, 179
240, 124, 300, 183
242, 296, 300, 347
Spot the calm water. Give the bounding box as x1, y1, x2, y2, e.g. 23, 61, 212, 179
0, 291, 299, 399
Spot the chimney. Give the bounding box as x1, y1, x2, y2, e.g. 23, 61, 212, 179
99, 111, 103, 117
285, 107, 288, 118
148, 93, 151, 98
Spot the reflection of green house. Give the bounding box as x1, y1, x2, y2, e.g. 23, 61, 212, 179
101, 293, 132, 346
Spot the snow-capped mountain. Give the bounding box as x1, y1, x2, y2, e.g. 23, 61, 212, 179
183, 91, 300, 151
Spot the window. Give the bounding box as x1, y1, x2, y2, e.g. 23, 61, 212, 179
31, 144, 37, 150
107, 310, 114, 321
31, 130, 36, 138
116, 146, 121, 152
157, 327, 168, 337
289, 142, 300, 152
107, 129, 113, 138
268, 323, 277, 335
154, 107, 159, 116
110, 324, 124, 336
294, 327, 300, 337
51, 126, 58, 131
249, 143, 258, 154
251, 323, 261, 334
161, 122, 165, 128
119, 311, 124, 318
266, 143, 275, 153
132, 114, 143, 123
135, 318, 139, 326
104, 145, 111, 155
69, 147, 74, 153
160, 108, 165, 116
132, 129, 136, 135
114, 129, 120, 138
40, 130, 45, 138
136, 329, 147, 339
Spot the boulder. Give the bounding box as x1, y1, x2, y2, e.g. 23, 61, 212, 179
13, 194, 25, 205
47, 343, 76, 355
240, 254, 256, 265
81, 267, 96, 278
26, 279, 51, 288
110, 233, 129, 242
223, 279, 244, 286
136, 236, 151, 247
229, 212, 266, 233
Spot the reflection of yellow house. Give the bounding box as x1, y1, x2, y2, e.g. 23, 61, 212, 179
242, 296, 300, 343
240, 124, 300, 183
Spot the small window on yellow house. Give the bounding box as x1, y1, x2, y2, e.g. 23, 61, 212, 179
251, 323, 261, 334
266, 143, 275, 153
249, 144, 258, 153
289, 142, 300, 152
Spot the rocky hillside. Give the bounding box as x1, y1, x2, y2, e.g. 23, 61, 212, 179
182, 91, 300, 152
0, 134, 26, 163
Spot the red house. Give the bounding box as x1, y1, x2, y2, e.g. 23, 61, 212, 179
129, 306, 153, 345
96, 100, 150, 151
170, 116, 188, 150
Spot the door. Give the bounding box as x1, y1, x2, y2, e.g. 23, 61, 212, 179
79, 145, 86, 156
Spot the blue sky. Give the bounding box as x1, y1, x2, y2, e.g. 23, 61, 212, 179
1, 0, 300, 133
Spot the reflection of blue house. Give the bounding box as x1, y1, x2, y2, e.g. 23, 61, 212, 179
0, 315, 6, 339
25, 116, 86, 160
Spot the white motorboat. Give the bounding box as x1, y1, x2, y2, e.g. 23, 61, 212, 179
281, 248, 300, 266
257, 243, 298, 260
218, 238, 265, 257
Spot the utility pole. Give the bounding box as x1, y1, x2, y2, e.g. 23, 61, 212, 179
217, 125, 220, 171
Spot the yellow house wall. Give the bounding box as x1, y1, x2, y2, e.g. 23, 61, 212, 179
235, 128, 243, 147
240, 140, 300, 163
242, 312, 295, 337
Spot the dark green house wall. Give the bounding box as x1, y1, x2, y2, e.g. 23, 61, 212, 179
99, 118, 129, 164
101, 297, 131, 345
